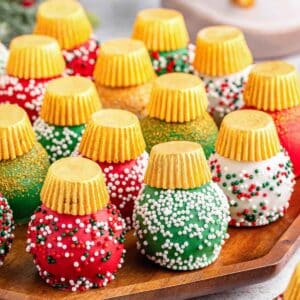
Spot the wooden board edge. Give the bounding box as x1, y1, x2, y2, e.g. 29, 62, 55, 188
105, 215, 300, 300
0, 214, 299, 300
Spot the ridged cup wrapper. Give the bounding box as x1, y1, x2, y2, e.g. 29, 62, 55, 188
34, 0, 92, 50
148, 73, 208, 123
132, 8, 189, 51
244, 61, 300, 111
41, 157, 109, 215
145, 141, 212, 189
216, 109, 281, 161
79, 109, 146, 163
40, 76, 101, 126
193, 25, 253, 76
93, 38, 155, 88
0, 104, 35, 161
7, 34, 65, 79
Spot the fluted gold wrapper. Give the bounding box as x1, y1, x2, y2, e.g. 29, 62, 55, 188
40, 76, 101, 126
145, 141, 211, 189
41, 157, 109, 215
7, 34, 65, 79
284, 263, 300, 300
148, 73, 208, 123
193, 25, 253, 76
79, 109, 146, 163
216, 110, 281, 161
244, 61, 300, 111
34, 0, 92, 50
0, 104, 35, 161
132, 8, 189, 51
93, 38, 155, 87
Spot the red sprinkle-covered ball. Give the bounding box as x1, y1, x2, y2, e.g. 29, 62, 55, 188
0, 35, 65, 123
98, 152, 148, 229
63, 38, 100, 79
0, 76, 58, 123
26, 204, 126, 291
0, 194, 15, 267
268, 107, 300, 177
243, 61, 300, 177
78, 109, 149, 230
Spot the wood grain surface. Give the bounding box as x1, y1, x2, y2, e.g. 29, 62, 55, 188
0, 179, 299, 300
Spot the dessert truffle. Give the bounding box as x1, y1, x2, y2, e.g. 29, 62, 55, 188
79, 109, 148, 229
26, 157, 126, 291
0, 194, 14, 267
34, 0, 99, 79
93, 38, 156, 117
133, 141, 230, 270
132, 8, 193, 75
0, 43, 8, 76
34, 76, 101, 163
140, 72, 218, 157
209, 109, 295, 227
244, 61, 300, 177
193, 25, 253, 124
0, 104, 50, 223
0, 34, 65, 123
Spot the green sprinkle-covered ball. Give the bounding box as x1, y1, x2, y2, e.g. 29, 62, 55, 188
140, 72, 218, 158
33, 76, 102, 163
34, 118, 85, 163
150, 47, 194, 75
140, 113, 218, 158
133, 141, 230, 270
132, 9, 193, 75
133, 183, 229, 270
0, 142, 50, 223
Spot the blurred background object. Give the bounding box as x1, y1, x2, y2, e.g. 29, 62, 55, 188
0, 0, 99, 46
0, 0, 39, 46
232, 0, 255, 8
162, 0, 300, 59
82, 0, 159, 41
80, 0, 300, 69
2, 0, 300, 61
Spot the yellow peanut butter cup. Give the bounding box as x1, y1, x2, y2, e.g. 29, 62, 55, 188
40, 76, 101, 126
145, 141, 211, 189
7, 34, 65, 79
244, 61, 300, 111
216, 109, 281, 161
193, 25, 253, 76
79, 109, 146, 163
132, 8, 189, 51
41, 157, 109, 215
0, 104, 35, 161
34, 0, 92, 50
148, 73, 208, 123
93, 38, 155, 88
284, 263, 300, 300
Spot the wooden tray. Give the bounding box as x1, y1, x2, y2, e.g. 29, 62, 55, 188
0, 180, 299, 300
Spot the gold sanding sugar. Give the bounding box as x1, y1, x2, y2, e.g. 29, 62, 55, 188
96, 81, 154, 118
0, 142, 50, 198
